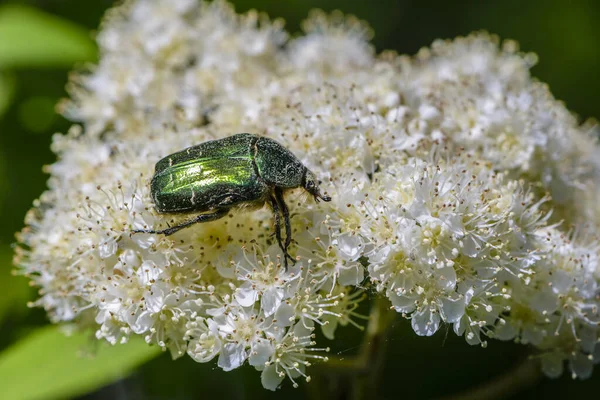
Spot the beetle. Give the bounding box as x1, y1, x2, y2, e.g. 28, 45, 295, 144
132, 133, 331, 267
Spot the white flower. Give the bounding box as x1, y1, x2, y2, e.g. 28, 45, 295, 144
208, 303, 276, 371
262, 323, 328, 390
185, 315, 222, 363
15, 0, 600, 389
230, 245, 300, 316
286, 9, 374, 74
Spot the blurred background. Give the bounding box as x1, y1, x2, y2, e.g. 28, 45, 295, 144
0, 0, 598, 399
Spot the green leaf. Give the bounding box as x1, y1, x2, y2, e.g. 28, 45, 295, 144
0, 245, 30, 322
0, 5, 96, 68
0, 326, 161, 400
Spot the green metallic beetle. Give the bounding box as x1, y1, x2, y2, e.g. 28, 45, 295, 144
133, 133, 331, 267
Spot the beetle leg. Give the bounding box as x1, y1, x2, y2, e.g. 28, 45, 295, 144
270, 194, 288, 268
131, 208, 228, 236
274, 187, 295, 267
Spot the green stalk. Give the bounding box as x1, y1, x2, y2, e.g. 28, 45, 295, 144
306, 296, 396, 400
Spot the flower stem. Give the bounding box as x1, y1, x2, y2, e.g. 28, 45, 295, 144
306, 296, 396, 400
435, 355, 542, 400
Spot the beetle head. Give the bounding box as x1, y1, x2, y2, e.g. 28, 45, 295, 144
303, 170, 331, 203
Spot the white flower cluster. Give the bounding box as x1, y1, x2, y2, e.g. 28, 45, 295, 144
16, 0, 600, 389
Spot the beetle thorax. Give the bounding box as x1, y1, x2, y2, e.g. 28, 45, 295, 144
253, 137, 306, 188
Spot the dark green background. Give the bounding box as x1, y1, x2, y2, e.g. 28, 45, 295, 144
0, 0, 598, 398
